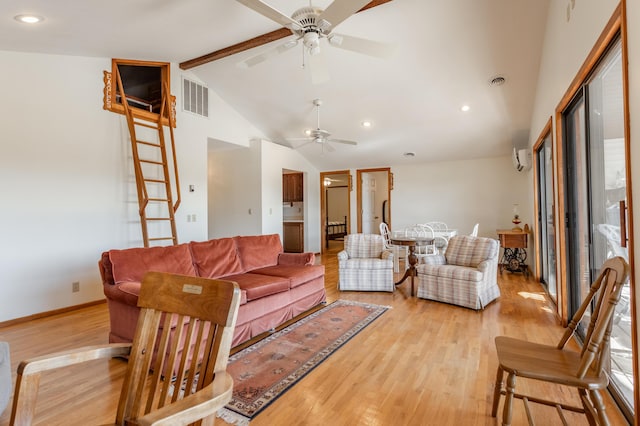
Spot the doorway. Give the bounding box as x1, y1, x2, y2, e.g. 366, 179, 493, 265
320, 171, 351, 253
356, 168, 391, 234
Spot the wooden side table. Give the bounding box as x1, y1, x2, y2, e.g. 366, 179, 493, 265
391, 236, 434, 297
497, 229, 528, 276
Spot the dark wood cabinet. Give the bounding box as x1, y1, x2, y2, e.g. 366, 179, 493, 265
283, 173, 303, 202
283, 222, 304, 253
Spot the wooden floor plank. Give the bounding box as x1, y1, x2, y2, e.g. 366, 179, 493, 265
0, 242, 629, 425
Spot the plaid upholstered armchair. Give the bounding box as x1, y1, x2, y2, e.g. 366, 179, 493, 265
415, 235, 500, 309
337, 234, 395, 292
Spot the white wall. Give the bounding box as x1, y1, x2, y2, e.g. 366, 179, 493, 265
208, 139, 320, 252
384, 156, 529, 239
0, 51, 267, 322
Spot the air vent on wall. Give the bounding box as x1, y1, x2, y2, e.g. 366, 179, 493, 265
182, 77, 209, 118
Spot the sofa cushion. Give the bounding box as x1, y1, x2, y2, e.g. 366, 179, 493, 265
189, 238, 244, 278
223, 273, 290, 301
419, 264, 483, 282
445, 236, 499, 268
234, 234, 283, 271
108, 244, 196, 284
345, 234, 385, 259
251, 264, 325, 288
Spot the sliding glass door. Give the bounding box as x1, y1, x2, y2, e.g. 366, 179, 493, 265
562, 37, 633, 415
535, 133, 556, 302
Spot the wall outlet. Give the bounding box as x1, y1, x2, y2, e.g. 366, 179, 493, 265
72, 281, 80, 293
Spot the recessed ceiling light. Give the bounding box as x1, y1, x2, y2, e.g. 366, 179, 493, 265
461, 105, 470, 112
361, 121, 372, 128
14, 14, 44, 24
403, 152, 416, 157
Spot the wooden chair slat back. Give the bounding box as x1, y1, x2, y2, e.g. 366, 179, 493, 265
115, 272, 240, 425
556, 257, 629, 379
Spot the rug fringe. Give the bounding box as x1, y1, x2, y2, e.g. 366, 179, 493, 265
217, 407, 250, 426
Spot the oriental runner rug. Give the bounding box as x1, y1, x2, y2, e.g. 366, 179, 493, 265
216, 300, 389, 425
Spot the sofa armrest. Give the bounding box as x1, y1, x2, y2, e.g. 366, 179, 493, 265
337, 250, 349, 261
419, 254, 446, 265
278, 252, 315, 266
476, 259, 491, 273
381, 250, 394, 261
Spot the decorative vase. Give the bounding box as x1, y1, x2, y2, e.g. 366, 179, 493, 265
512, 217, 522, 232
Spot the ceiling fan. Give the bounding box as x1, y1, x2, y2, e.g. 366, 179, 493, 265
178, 1, 392, 70
289, 99, 358, 153
234, 0, 394, 83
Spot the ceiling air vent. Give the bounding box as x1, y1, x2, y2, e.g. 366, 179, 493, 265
489, 75, 506, 86
182, 77, 209, 118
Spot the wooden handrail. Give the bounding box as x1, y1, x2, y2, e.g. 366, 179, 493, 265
114, 68, 150, 216
162, 81, 181, 212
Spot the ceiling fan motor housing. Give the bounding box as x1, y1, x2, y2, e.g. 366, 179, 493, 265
291, 7, 324, 33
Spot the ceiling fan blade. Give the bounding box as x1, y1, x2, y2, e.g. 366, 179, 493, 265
238, 38, 299, 68
236, 0, 302, 30
329, 138, 358, 145
317, 0, 372, 32
324, 142, 336, 153
308, 52, 330, 85
293, 140, 314, 149
328, 33, 395, 58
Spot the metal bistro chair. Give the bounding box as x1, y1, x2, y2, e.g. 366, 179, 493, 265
10, 272, 241, 426
491, 256, 630, 425
380, 222, 407, 273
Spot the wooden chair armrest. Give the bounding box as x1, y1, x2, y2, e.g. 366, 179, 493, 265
18, 343, 132, 376
137, 371, 234, 426
11, 343, 131, 425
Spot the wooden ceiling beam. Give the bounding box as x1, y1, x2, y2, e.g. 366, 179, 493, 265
179, 0, 392, 70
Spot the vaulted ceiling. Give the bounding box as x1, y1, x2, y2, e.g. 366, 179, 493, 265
1, 0, 550, 170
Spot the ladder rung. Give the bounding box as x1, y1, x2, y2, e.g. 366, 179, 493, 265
148, 198, 170, 202
136, 140, 161, 147
144, 178, 168, 184
149, 237, 177, 242
140, 159, 164, 165
133, 121, 159, 129
146, 217, 173, 221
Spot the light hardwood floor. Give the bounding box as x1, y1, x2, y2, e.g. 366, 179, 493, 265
0, 242, 629, 425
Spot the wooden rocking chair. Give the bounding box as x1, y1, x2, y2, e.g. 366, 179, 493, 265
491, 256, 629, 425
10, 272, 241, 426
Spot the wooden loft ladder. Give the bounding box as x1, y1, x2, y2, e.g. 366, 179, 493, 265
114, 70, 181, 247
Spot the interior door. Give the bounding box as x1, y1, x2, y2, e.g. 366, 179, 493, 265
361, 174, 376, 234
357, 168, 391, 234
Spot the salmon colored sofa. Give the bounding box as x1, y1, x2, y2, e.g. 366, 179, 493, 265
99, 234, 326, 348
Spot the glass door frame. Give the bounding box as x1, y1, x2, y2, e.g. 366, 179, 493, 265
554, 5, 636, 419
533, 118, 559, 307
